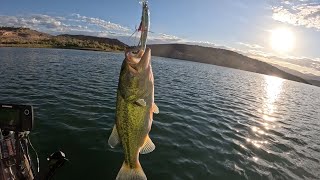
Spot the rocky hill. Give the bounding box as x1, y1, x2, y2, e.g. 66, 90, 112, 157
0, 27, 317, 86
0, 27, 52, 42
57, 34, 127, 48
148, 44, 311, 85
0, 27, 127, 51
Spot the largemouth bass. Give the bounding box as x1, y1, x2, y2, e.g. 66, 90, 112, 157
108, 47, 159, 180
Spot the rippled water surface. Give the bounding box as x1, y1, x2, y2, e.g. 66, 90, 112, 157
0, 47, 319, 180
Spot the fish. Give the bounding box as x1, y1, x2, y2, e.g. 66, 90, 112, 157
108, 47, 159, 180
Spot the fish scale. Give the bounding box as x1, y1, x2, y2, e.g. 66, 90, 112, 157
108, 49, 156, 180
107, 1, 156, 179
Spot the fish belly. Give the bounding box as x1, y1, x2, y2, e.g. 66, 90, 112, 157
116, 94, 151, 168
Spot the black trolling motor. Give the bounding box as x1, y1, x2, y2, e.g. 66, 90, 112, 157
0, 104, 67, 180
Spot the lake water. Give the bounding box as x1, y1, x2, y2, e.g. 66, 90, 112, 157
0, 47, 319, 180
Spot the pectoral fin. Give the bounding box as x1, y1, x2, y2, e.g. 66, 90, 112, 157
153, 103, 159, 114
108, 125, 120, 148
136, 99, 146, 106
140, 135, 155, 154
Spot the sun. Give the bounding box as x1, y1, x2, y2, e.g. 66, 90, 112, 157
270, 28, 295, 53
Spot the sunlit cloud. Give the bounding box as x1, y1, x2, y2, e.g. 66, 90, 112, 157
0, 13, 238, 49
147, 33, 184, 44
0, 13, 190, 44
71, 13, 130, 32
238, 42, 264, 49
248, 53, 320, 77
157, 33, 182, 41
184, 39, 320, 77
272, 1, 320, 30
1, 15, 86, 35
0, 14, 132, 37
232, 40, 320, 77
188, 40, 216, 46
0, 14, 67, 32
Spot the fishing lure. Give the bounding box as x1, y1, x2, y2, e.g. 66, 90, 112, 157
137, 0, 150, 51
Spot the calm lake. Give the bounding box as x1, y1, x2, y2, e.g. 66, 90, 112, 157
0, 47, 319, 180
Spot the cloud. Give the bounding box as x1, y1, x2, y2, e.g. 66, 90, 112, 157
272, 1, 320, 30
28, 14, 62, 29
227, 40, 320, 77
254, 55, 320, 77
245, 50, 320, 77
71, 13, 130, 32
157, 33, 182, 41
0, 13, 319, 77
0, 14, 244, 53
0, 13, 132, 37
0, 13, 188, 44
0, 14, 90, 33
238, 42, 264, 49
143, 32, 184, 44
0, 13, 232, 47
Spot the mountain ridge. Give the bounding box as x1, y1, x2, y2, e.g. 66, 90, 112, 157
0, 26, 318, 87
0, 27, 127, 51
148, 44, 312, 85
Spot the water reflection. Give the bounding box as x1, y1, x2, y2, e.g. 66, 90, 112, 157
263, 75, 284, 116
246, 76, 284, 154
261, 76, 283, 132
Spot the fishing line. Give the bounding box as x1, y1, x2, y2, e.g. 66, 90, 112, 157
28, 136, 40, 173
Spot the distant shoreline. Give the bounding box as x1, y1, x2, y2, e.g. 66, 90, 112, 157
0, 44, 123, 53
0, 27, 128, 53
1, 27, 319, 87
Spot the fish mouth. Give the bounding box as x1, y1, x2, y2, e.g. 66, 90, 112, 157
126, 47, 144, 64
139, 47, 151, 69
125, 48, 151, 73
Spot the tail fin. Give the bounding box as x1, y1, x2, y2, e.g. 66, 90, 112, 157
116, 162, 147, 180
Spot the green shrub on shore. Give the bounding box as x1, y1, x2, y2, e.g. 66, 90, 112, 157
0, 26, 127, 52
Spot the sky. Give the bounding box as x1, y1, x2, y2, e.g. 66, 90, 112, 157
0, 0, 320, 76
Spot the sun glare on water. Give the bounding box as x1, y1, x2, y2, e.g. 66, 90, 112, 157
270, 28, 295, 53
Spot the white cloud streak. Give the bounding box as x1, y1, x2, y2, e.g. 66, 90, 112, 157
238, 42, 264, 49
0, 14, 92, 33
0, 13, 188, 43
0, 14, 132, 37
250, 54, 320, 77
71, 13, 130, 32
